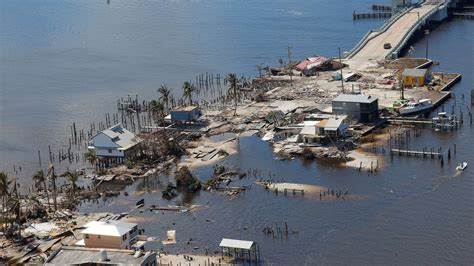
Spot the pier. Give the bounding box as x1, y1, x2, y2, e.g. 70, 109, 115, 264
390, 148, 443, 159
452, 12, 474, 19
372, 4, 392, 11
353, 12, 392, 20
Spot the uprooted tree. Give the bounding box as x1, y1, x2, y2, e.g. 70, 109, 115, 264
175, 166, 201, 192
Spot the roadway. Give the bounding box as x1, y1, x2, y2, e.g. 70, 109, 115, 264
345, 3, 439, 70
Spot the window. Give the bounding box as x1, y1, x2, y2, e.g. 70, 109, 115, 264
108, 149, 112, 153
123, 234, 127, 241
85, 234, 89, 239
98, 235, 101, 239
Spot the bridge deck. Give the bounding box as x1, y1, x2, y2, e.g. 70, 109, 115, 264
346, 3, 439, 70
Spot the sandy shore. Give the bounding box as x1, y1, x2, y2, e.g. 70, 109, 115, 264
345, 149, 384, 171
180, 137, 239, 169
256, 182, 328, 194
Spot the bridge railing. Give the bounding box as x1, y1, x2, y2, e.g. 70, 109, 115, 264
387, 1, 445, 59
344, 5, 415, 59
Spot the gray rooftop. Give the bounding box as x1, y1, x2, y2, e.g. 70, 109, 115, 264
99, 123, 141, 150
46, 247, 155, 265
324, 118, 346, 130
401, 68, 427, 77
332, 94, 378, 104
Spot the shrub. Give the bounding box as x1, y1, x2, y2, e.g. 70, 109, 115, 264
302, 147, 315, 160
175, 166, 201, 192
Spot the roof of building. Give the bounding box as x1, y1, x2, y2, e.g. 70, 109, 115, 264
82, 220, 137, 237
332, 94, 378, 104
295, 56, 328, 71
45, 246, 155, 265
300, 125, 317, 135
316, 119, 328, 128
219, 238, 255, 250
401, 68, 428, 77
97, 124, 141, 150
324, 118, 346, 131
172, 106, 199, 112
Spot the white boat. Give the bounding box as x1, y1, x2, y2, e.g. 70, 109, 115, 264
456, 162, 468, 171
399, 99, 433, 115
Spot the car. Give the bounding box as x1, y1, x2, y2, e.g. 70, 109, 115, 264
384, 43, 392, 49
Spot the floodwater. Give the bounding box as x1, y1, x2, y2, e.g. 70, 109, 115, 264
79, 19, 474, 264
1, 0, 473, 264
0, 0, 385, 179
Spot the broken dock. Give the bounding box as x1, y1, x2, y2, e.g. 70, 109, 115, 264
390, 148, 443, 159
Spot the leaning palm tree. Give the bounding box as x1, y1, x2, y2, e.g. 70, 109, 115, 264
0, 171, 11, 232
84, 149, 98, 171
47, 164, 58, 211
158, 84, 172, 111
227, 73, 239, 116
60, 170, 79, 197
32, 170, 51, 210
182, 81, 195, 105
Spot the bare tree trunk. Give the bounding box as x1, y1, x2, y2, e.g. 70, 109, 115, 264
43, 180, 51, 211
233, 86, 237, 116
52, 180, 58, 211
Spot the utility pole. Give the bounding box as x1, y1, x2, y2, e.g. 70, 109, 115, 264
287, 46, 293, 87
425, 29, 430, 59
338, 47, 344, 93
400, 82, 405, 100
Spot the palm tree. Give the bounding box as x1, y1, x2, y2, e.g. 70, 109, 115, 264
150, 100, 166, 125
85, 149, 98, 171
32, 170, 50, 210
182, 81, 195, 105
227, 73, 239, 116
158, 84, 172, 111
0, 171, 11, 232
47, 164, 58, 211
60, 170, 79, 196
9, 179, 21, 236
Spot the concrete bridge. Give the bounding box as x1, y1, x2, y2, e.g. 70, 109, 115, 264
345, 1, 449, 70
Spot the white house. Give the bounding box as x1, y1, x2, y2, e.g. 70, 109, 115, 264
78, 220, 139, 250
300, 118, 348, 144
88, 124, 141, 159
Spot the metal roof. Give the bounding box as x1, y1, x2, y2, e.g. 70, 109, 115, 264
172, 105, 199, 112
99, 124, 141, 150
332, 94, 377, 104
219, 238, 254, 250
81, 220, 136, 237
45, 247, 155, 265
300, 125, 317, 135
401, 68, 427, 77
324, 118, 344, 130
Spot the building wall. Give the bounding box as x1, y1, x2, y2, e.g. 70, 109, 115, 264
95, 148, 124, 158
84, 229, 138, 249
84, 235, 127, 249
332, 100, 379, 123
402, 75, 425, 87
